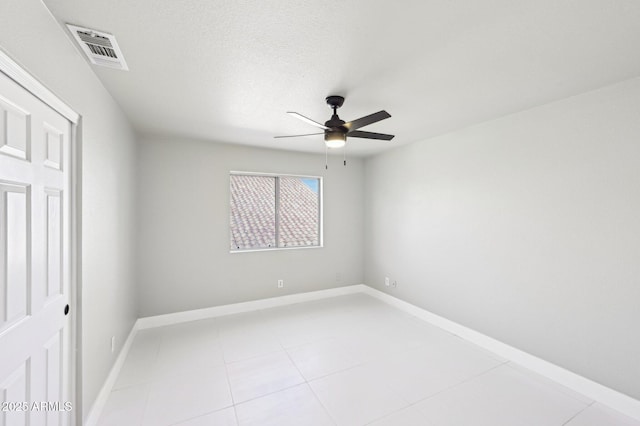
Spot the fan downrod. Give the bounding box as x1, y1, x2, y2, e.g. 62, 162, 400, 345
324, 95, 347, 129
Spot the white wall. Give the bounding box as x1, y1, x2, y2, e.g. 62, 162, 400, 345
364, 77, 640, 400
136, 136, 364, 317
0, 0, 138, 418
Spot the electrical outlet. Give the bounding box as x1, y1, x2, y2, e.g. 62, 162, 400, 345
111, 336, 115, 353
392, 280, 398, 288
277, 279, 284, 288
385, 277, 390, 287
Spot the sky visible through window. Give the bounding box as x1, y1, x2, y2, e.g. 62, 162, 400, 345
302, 178, 319, 193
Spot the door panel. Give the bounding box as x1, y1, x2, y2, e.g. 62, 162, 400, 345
0, 95, 30, 160
44, 331, 63, 426
0, 362, 29, 425
1, 183, 29, 333
46, 190, 62, 299
43, 124, 63, 171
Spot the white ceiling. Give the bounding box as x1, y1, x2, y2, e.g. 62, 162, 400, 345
43, 0, 640, 157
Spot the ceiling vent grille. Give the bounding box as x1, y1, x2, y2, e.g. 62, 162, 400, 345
66, 24, 129, 71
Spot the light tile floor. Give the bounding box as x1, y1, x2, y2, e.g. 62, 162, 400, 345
97, 293, 640, 426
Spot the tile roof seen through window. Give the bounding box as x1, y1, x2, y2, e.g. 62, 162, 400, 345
230, 175, 320, 250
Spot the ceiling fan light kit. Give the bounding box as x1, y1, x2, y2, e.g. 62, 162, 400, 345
324, 131, 346, 148
275, 95, 395, 150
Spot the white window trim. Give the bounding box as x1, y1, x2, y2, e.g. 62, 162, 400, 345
229, 171, 324, 253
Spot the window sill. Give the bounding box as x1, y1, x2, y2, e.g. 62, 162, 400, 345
229, 245, 323, 254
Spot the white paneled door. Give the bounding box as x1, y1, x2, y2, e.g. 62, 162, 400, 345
0, 69, 73, 425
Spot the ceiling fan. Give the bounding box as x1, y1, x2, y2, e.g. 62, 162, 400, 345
275, 96, 394, 148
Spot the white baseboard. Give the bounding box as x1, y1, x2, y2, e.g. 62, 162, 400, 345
361, 286, 640, 421
84, 285, 365, 424
85, 284, 640, 423
84, 324, 139, 426
136, 284, 366, 330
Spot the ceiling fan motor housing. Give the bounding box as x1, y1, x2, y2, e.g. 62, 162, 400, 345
325, 116, 346, 130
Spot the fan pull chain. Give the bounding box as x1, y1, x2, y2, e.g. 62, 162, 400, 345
325, 145, 328, 170
344, 143, 347, 166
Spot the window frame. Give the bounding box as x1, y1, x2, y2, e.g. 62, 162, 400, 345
229, 171, 323, 253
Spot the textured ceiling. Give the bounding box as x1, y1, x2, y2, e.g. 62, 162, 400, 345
43, 0, 640, 157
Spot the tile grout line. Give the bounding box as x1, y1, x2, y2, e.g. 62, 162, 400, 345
129, 324, 235, 426
282, 333, 339, 426
222, 357, 239, 425
400, 361, 508, 413
134, 334, 163, 426
213, 315, 242, 426
223, 314, 315, 424
360, 354, 508, 426
560, 401, 596, 426
502, 362, 595, 406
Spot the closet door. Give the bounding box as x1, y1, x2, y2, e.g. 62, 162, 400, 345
0, 69, 72, 426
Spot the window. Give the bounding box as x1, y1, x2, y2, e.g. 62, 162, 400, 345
230, 172, 322, 251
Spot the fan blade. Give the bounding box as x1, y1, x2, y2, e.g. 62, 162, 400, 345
344, 110, 391, 131
287, 112, 329, 130
347, 130, 395, 141
274, 132, 324, 139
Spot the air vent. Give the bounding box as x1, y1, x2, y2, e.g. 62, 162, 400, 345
66, 24, 128, 71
